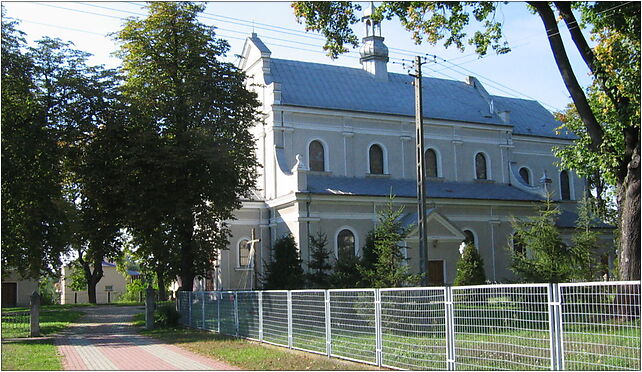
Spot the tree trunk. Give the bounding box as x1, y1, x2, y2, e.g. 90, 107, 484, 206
179, 218, 195, 292
156, 268, 167, 301
618, 142, 641, 280
529, 2, 605, 150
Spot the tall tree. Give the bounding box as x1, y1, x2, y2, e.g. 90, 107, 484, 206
306, 232, 333, 288
359, 200, 418, 288
1, 10, 70, 278
28, 36, 126, 303
292, 1, 640, 280
262, 235, 305, 290
114, 2, 261, 291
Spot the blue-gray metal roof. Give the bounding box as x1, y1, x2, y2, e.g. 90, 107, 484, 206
555, 210, 613, 229
307, 174, 542, 202
267, 58, 567, 139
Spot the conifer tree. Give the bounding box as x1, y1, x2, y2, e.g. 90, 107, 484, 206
359, 198, 418, 287
510, 195, 575, 283
570, 194, 602, 280
453, 242, 486, 286
307, 232, 332, 288
262, 235, 305, 290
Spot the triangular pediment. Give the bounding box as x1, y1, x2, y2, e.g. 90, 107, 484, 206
403, 210, 465, 241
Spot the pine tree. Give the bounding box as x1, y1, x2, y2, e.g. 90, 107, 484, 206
570, 194, 601, 280
306, 232, 332, 288
510, 195, 576, 283
262, 235, 305, 290
359, 198, 418, 287
453, 242, 486, 286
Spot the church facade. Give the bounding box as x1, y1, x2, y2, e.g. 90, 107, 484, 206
205, 17, 597, 291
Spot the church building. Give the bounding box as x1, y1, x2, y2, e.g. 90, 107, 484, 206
205, 11, 599, 291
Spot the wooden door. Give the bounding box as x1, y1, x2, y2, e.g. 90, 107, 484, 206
427, 260, 445, 286
2, 282, 17, 307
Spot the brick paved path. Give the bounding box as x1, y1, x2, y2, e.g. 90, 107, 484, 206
55, 305, 239, 370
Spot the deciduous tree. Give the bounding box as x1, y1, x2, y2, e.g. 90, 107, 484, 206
114, 2, 261, 291
1, 10, 70, 278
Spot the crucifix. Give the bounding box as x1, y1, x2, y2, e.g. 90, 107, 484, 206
246, 228, 260, 290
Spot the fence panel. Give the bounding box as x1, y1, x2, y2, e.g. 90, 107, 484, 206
191, 292, 202, 328
1, 311, 30, 338
291, 290, 327, 354
177, 292, 190, 326
559, 281, 641, 371
262, 291, 289, 347
452, 284, 551, 370
237, 291, 260, 340
202, 292, 219, 331
329, 289, 377, 365
178, 281, 640, 371
218, 291, 236, 336
380, 288, 448, 370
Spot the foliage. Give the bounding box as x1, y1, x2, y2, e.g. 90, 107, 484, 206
113, 1, 261, 290
1, 8, 70, 279
569, 195, 603, 280
39, 276, 60, 305
154, 303, 182, 327
306, 232, 333, 288
66, 262, 88, 292
510, 196, 581, 283
359, 199, 418, 288
262, 235, 305, 290
292, 2, 509, 59
328, 255, 362, 289
454, 242, 486, 286
118, 279, 147, 302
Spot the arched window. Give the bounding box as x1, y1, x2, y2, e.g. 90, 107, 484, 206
475, 153, 488, 180
238, 239, 250, 267
369, 144, 384, 174
309, 140, 325, 172
519, 167, 530, 185
337, 229, 356, 260
425, 149, 438, 177
560, 170, 571, 200
463, 230, 476, 248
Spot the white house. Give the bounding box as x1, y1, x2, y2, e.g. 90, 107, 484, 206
202, 13, 612, 291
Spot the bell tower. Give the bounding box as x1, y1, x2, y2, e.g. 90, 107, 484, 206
359, 4, 389, 81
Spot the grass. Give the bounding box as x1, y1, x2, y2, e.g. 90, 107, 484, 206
1, 309, 84, 338
1, 339, 62, 370
134, 314, 378, 370
1, 308, 85, 371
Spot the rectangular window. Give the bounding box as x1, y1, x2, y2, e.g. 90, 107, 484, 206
105, 285, 113, 291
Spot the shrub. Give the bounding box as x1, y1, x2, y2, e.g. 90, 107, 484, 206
262, 234, 305, 289
154, 303, 181, 327
454, 242, 486, 286
306, 232, 332, 288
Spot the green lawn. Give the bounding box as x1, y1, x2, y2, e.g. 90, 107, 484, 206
135, 314, 377, 370
1, 308, 84, 371
1, 339, 62, 370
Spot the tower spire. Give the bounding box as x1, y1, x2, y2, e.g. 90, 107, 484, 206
359, 3, 388, 80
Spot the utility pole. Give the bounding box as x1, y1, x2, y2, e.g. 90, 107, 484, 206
411, 56, 429, 286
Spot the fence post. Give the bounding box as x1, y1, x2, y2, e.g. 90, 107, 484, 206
374, 289, 383, 367
258, 291, 264, 342
30, 291, 40, 337
202, 291, 206, 329
217, 292, 221, 333
552, 283, 565, 370
188, 291, 192, 327
445, 286, 456, 370
287, 291, 293, 348
325, 290, 332, 357
234, 291, 239, 337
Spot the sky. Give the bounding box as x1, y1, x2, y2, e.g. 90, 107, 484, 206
2, 1, 597, 113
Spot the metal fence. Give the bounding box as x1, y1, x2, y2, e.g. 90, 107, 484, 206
177, 281, 641, 370
1, 311, 31, 338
